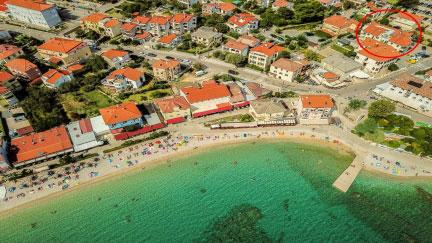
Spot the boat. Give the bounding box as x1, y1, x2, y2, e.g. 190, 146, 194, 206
0, 186, 6, 200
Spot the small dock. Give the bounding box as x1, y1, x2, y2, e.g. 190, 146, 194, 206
332, 155, 363, 193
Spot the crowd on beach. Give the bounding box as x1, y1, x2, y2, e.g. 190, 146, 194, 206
1, 128, 431, 211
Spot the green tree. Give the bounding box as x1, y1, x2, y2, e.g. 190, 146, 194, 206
368, 99, 395, 119
85, 55, 108, 73
388, 63, 399, 71
348, 99, 367, 110
225, 53, 245, 66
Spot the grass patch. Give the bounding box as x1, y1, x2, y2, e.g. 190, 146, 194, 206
204, 114, 254, 127
61, 90, 116, 119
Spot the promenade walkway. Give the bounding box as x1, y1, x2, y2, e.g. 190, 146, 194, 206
332, 155, 364, 193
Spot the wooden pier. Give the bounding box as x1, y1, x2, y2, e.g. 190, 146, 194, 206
332, 155, 364, 193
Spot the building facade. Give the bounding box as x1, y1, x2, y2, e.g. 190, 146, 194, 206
6, 0, 62, 28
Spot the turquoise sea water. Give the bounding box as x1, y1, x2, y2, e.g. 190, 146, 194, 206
1, 141, 431, 242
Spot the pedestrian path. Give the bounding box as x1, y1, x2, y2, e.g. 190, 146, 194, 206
332, 155, 364, 193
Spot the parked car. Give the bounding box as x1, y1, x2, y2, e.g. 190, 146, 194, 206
195, 70, 206, 77
146, 52, 157, 57
165, 55, 175, 60
228, 69, 238, 75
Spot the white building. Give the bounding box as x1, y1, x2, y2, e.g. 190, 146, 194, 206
41, 69, 73, 89
248, 43, 284, 70
296, 95, 334, 125
103, 67, 145, 91
66, 119, 104, 152
355, 38, 399, 73
227, 13, 259, 34
222, 40, 249, 57
373, 74, 432, 112
6, 0, 62, 28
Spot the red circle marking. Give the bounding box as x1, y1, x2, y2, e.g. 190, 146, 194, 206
355, 8, 423, 59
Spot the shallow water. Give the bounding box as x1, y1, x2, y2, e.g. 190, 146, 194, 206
0, 141, 431, 242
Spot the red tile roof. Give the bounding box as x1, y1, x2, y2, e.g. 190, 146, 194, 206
0, 71, 13, 84
271, 58, 304, 72
104, 19, 120, 28
5, 58, 38, 73
10, 126, 73, 164
5, 0, 54, 11
81, 12, 109, 23
272, 0, 289, 8
251, 43, 284, 57
154, 96, 190, 113
67, 64, 84, 73
363, 22, 388, 37
133, 15, 151, 24
158, 33, 178, 44
42, 69, 69, 84
389, 30, 412, 47
99, 102, 142, 125
181, 80, 231, 104
324, 15, 358, 29
322, 71, 339, 81
102, 49, 129, 60
224, 40, 248, 50
135, 32, 151, 40
38, 37, 83, 54
394, 12, 423, 23
152, 59, 180, 69
122, 22, 137, 31
359, 38, 400, 61
79, 118, 93, 133
106, 67, 143, 82
237, 34, 261, 47
149, 16, 171, 25
0, 44, 22, 60
390, 74, 432, 100
228, 13, 257, 27
171, 13, 193, 23
218, 2, 236, 11
300, 95, 334, 108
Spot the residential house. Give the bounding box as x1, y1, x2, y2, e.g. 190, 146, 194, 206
191, 26, 222, 47
253, 0, 271, 7
272, 0, 293, 10
37, 37, 91, 65
227, 13, 259, 34
65, 119, 104, 152
5, 58, 41, 81
132, 15, 151, 31
249, 99, 296, 125
180, 80, 232, 118
269, 58, 307, 83
134, 32, 152, 43
80, 13, 121, 37
103, 67, 145, 91
148, 16, 171, 37
101, 49, 130, 68
154, 95, 191, 124
373, 74, 432, 112
237, 34, 261, 47
355, 38, 399, 73
3, 107, 33, 138
296, 94, 334, 125
248, 43, 284, 70
0, 71, 20, 105
102, 18, 122, 37
222, 40, 249, 56
41, 69, 73, 88
0, 44, 23, 63
121, 22, 139, 38
170, 13, 197, 34
99, 102, 143, 130
158, 33, 181, 48
9, 126, 74, 168
6, 0, 62, 28
390, 12, 423, 31
322, 15, 358, 37
202, 2, 236, 16
318, 0, 340, 7
361, 22, 413, 52
152, 59, 181, 81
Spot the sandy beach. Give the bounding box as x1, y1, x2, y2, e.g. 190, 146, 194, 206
1, 127, 431, 216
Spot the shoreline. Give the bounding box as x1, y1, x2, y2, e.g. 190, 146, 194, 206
1, 128, 431, 217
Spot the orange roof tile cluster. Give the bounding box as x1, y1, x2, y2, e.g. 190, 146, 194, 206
390, 74, 432, 100
154, 96, 190, 113
366, 2, 379, 11
158, 33, 178, 44
389, 30, 413, 47
363, 22, 389, 37
322, 71, 339, 81
5, 0, 54, 11
42, 69, 70, 84
237, 34, 261, 47
181, 80, 231, 104
359, 38, 400, 61
38, 37, 83, 54
67, 63, 84, 73
171, 13, 193, 23
218, 2, 236, 12
104, 18, 120, 28
5, 58, 38, 73
132, 15, 151, 24
251, 43, 284, 57
394, 12, 423, 23
10, 126, 73, 164
102, 49, 129, 60
99, 102, 142, 125
135, 32, 151, 39
106, 67, 143, 82
228, 13, 257, 27
81, 12, 109, 23
122, 22, 137, 31
324, 15, 358, 30
300, 95, 334, 109
272, 0, 289, 8
425, 69, 432, 77
224, 40, 248, 50
0, 44, 22, 60
271, 58, 304, 72
152, 59, 180, 69
149, 16, 171, 25
0, 71, 13, 83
